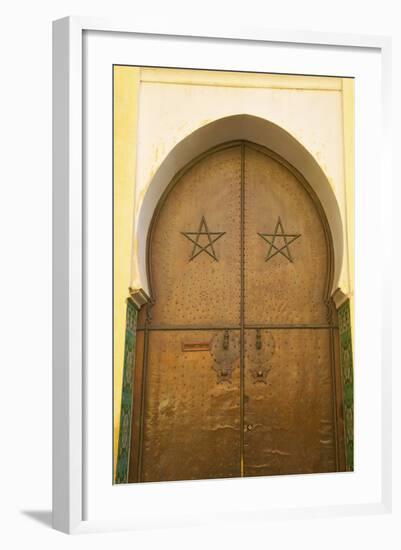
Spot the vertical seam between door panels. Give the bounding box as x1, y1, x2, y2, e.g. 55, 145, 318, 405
240, 143, 245, 477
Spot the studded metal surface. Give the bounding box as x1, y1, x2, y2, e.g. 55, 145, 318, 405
140, 330, 241, 482
128, 141, 345, 483
148, 146, 241, 327
244, 146, 330, 325
244, 329, 336, 476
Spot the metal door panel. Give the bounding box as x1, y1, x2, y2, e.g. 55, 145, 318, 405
243, 328, 336, 476
149, 145, 242, 327
244, 145, 330, 325
128, 141, 343, 482
242, 144, 338, 475
141, 330, 241, 482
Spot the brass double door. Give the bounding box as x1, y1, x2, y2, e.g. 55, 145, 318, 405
129, 141, 345, 483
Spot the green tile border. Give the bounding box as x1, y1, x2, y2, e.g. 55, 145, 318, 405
338, 299, 354, 471
115, 299, 138, 483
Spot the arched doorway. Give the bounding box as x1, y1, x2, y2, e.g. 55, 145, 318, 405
128, 140, 346, 482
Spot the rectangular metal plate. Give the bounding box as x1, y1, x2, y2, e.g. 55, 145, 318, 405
182, 341, 211, 352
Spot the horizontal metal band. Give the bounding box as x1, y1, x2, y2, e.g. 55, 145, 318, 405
135, 324, 338, 331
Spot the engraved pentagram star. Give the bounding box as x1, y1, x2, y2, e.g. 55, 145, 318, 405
181, 216, 226, 261
258, 217, 301, 263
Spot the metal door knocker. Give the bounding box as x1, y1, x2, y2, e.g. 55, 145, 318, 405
251, 330, 275, 384
211, 331, 240, 383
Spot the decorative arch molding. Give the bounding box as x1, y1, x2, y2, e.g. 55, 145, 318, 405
134, 114, 344, 297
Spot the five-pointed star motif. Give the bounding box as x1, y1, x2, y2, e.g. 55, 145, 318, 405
258, 217, 301, 263
181, 216, 226, 261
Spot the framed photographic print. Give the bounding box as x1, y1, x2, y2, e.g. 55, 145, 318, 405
52, 17, 392, 534
113, 67, 354, 485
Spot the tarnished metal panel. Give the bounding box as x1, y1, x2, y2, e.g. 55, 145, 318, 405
149, 145, 242, 327
244, 145, 331, 326
243, 329, 336, 476
128, 141, 344, 482
141, 330, 241, 482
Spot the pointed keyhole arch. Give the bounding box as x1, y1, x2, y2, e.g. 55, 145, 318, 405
134, 114, 344, 299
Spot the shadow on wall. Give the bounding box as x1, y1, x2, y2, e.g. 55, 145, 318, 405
21, 510, 52, 529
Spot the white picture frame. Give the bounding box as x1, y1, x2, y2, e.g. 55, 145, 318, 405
52, 16, 392, 534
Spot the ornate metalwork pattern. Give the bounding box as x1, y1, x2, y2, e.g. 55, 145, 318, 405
181, 216, 226, 261
338, 299, 354, 471
211, 330, 240, 383
250, 330, 275, 384
115, 299, 138, 484
258, 217, 301, 262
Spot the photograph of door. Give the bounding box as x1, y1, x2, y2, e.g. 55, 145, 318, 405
127, 141, 346, 483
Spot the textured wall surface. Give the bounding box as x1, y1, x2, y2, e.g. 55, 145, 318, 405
338, 299, 354, 470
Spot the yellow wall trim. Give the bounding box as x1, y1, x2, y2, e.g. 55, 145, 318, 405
113, 66, 140, 478
341, 78, 355, 346
140, 67, 343, 91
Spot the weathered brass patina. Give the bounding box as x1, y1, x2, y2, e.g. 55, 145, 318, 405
129, 141, 346, 483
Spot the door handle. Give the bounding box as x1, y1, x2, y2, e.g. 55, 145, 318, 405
211, 331, 240, 383
256, 329, 262, 349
